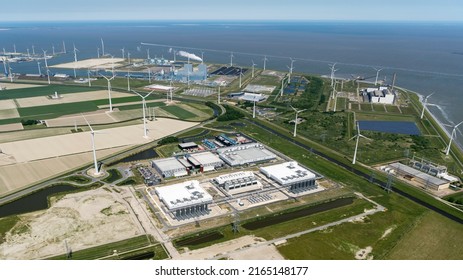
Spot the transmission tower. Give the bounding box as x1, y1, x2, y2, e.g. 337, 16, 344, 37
385, 174, 393, 193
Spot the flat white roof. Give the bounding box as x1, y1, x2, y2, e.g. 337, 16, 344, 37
152, 157, 185, 172
155, 180, 213, 210
389, 162, 448, 186
218, 143, 276, 166
188, 151, 223, 166
214, 171, 255, 185
260, 161, 316, 185
145, 84, 174, 91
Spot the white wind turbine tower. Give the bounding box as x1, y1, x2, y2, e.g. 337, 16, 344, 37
7, 61, 13, 83
217, 85, 221, 104
62, 41, 66, 54
263, 55, 268, 71
280, 78, 285, 97
239, 67, 244, 88
373, 67, 383, 86
82, 114, 102, 176
32, 45, 35, 55
230, 52, 234, 66
290, 106, 306, 137
37, 61, 42, 76
13, 44, 16, 53
87, 69, 92, 87
27, 48, 30, 57
168, 79, 174, 102
146, 67, 151, 83
127, 70, 131, 91
420, 92, 434, 119
121, 47, 125, 59
97, 48, 100, 58
52, 45, 55, 56
329, 62, 338, 88
132, 90, 154, 138
445, 120, 463, 156
100, 74, 115, 112
252, 99, 257, 119
350, 122, 370, 164
147, 48, 150, 60
251, 60, 256, 78
100, 38, 105, 57
332, 81, 338, 111
73, 44, 79, 77
287, 58, 295, 83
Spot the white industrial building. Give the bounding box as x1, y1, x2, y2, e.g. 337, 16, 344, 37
154, 180, 213, 219
213, 171, 257, 191
386, 162, 450, 190
260, 161, 317, 192
362, 86, 396, 104
151, 157, 188, 178
217, 143, 276, 167
187, 151, 224, 172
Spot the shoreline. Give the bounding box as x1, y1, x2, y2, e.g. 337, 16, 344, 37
397, 86, 463, 154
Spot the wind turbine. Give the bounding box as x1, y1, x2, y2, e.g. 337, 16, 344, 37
7, 61, 13, 83
32, 45, 35, 55
62, 41, 66, 54
147, 48, 150, 60
27, 48, 30, 57
73, 44, 79, 78
146, 67, 151, 83
252, 99, 257, 118
132, 90, 154, 138
168, 79, 173, 102
288, 58, 295, 83
45, 68, 51, 85
13, 44, 16, 53
329, 62, 338, 88
52, 45, 55, 56
230, 52, 234, 67
251, 60, 256, 78
37, 61, 42, 76
239, 67, 244, 88
121, 47, 125, 59
100, 74, 115, 112
445, 120, 463, 156
100, 38, 105, 57
420, 92, 434, 119
82, 114, 102, 176
350, 122, 370, 165
332, 81, 338, 111
127, 70, 131, 91
291, 106, 307, 137
263, 55, 268, 71
201, 51, 204, 64
280, 78, 284, 97
97, 48, 100, 58
42, 50, 49, 68
217, 85, 221, 104
87, 69, 92, 87
373, 67, 383, 86
127, 52, 131, 64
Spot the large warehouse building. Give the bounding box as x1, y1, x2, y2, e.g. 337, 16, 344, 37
387, 162, 450, 190
217, 143, 276, 167
151, 157, 188, 178
212, 171, 257, 191
187, 151, 224, 172
260, 161, 317, 192
154, 180, 213, 219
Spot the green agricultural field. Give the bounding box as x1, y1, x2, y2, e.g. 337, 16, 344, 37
162, 105, 197, 119
0, 85, 99, 100
117, 101, 165, 111
386, 211, 463, 259
17, 101, 99, 120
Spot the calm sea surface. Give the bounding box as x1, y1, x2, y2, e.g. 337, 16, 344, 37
1, 21, 462, 144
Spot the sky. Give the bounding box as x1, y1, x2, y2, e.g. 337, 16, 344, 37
0, 0, 461, 22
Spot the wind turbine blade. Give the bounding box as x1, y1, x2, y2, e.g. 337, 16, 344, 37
455, 120, 463, 128
349, 135, 357, 141
145, 90, 155, 99
132, 90, 143, 98
81, 114, 93, 132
